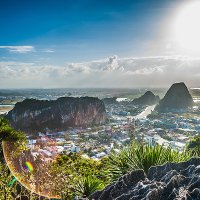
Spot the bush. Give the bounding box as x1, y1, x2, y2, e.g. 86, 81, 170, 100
50, 153, 109, 198
107, 143, 193, 180
187, 135, 200, 155
0, 118, 26, 143
74, 175, 104, 198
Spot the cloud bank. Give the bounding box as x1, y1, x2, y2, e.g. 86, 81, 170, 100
0, 46, 35, 53
0, 55, 200, 88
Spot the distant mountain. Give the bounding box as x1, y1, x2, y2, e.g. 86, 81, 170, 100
132, 91, 160, 105
156, 82, 193, 112
6, 97, 106, 133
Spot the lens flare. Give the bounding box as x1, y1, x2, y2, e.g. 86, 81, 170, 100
24, 161, 33, 172
2, 138, 61, 199
7, 177, 17, 187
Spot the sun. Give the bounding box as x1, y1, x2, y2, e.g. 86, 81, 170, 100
173, 1, 200, 53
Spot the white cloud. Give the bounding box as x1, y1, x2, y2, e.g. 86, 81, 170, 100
126, 66, 165, 75
103, 55, 120, 71
0, 46, 35, 53
67, 63, 91, 74
43, 49, 55, 53
1, 55, 200, 88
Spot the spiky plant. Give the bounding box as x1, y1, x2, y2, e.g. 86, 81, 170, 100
107, 143, 193, 180
74, 175, 104, 198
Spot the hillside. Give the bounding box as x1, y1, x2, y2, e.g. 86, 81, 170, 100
6, 97, 106, 132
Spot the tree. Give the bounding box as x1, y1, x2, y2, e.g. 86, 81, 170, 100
0, 118, 35, 199
0, 118, 26, 143
0, 162, 15, 200
187, 134, 200, 155
128, 123, 135, 141
50, 152, 109, 199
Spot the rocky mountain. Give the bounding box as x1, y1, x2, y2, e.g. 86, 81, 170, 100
132, 91, 160, 106
156, 82, 193, 112
6, 97, 106, 132
102, 97, 118, 105
89, 157, 200, 200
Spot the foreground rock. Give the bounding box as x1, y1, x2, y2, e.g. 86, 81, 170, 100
132, 91, 159, 106
89, 157, 200, 200
6, 97, 106, 132
156, 82, 193, 112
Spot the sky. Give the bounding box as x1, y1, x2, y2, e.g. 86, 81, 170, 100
0, 0, 200, 88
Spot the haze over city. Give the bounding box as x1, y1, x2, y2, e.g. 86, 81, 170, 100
1, 0, 200, 88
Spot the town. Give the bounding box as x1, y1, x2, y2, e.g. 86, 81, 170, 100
27, 100, 200, 163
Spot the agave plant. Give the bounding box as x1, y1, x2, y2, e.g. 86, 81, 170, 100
74, 175, 104, 198
107, 143, 193, 180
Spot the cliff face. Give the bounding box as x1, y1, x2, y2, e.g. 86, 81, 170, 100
132, 91, 160, 106
6, 97, 106, 132
156, 82, 193, 112
89, 157, 200, 200
102, 97, 118, 105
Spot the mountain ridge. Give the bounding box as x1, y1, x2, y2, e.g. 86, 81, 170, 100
6, 97, 106, 133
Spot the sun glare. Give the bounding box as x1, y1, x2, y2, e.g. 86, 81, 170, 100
174, 1, 200, 53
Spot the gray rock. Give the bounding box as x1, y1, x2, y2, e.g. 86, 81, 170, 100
89, 157, 200, 200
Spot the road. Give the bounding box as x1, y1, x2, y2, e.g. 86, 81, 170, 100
134, 105, 156, 119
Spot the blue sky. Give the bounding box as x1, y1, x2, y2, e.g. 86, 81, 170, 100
1, 0, 200, 88
0, 0, 180, 63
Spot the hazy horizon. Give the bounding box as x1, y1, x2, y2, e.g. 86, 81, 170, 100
0, 83, 199, 90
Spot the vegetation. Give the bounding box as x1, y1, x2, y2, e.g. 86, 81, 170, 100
0, 116, 198, 199
187, 134, 200, 155
0, 118, 44, 200
106, 142, 194, 180
0, 118, 26, 143
74, 175, 104, 197
50, 152, 109, 199
0, 162, 15, 200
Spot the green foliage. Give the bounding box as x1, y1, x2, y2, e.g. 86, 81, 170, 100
0, 118, 42, 200
50, 152, 109, 199
0, 117, 26, 142
187, 134, 200, 155
0, 116, 195, 199
55, 152, 106, 178
0, 162, 52, 200
74, 175, 104, 197
106, 143, 193, 180
0, 162, 15, 200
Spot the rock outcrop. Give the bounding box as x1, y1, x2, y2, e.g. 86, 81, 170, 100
156, 82, 193, 112
132, 91, 159, 106
89, 157, 200, 200
102, 97, 118, 105
6, 97, 106, 132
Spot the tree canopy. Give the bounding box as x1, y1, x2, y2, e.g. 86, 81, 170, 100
187, 134, 200, 155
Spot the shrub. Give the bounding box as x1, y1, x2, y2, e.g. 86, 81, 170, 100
107, 142, 193, 180
74, 175, 104, 198
187, 135, 200, 155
